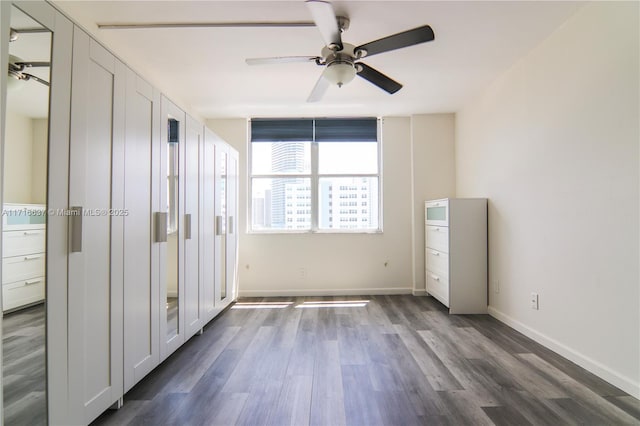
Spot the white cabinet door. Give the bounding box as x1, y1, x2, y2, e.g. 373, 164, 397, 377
184, 116, 202, 338
123, 69, 159, 392
201, 128, 218, 323
67, 28, 124, 425
214, 141, 230, 307
226, 149, 239, 301
159, 96, 186, 360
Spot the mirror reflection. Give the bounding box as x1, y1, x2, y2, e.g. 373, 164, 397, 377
166, 118, 179, 339
2, 5, 51, 426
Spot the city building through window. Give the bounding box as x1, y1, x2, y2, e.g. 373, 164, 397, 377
250, 118, 380, 232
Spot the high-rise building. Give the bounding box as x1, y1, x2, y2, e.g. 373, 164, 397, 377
271, 142, 307, 228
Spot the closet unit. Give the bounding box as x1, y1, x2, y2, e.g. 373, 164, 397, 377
0, 4, 240, 422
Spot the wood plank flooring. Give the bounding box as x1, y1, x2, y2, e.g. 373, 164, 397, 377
2, 303, 47, 426
92, 295, 640, 426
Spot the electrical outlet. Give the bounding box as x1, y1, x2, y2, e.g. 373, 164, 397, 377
493, 280, 500, 294
530, 292, 539, 310
298, 267, 307, 280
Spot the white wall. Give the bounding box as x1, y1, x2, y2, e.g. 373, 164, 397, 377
411, 114, 456, 293
31, 118, 47, 204
456, 2, 639, 397
207, 116, 456, 296
3, 109, 33, 203
2, 112, 47, 204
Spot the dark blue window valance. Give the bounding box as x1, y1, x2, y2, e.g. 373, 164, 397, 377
251, 118, 377, 142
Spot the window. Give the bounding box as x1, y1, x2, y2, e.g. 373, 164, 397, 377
250, 118, 380, 232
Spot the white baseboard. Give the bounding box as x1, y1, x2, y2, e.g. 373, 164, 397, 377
238, 287, 413, 298
167, 291, 178, 298
488, 306, 640, 399
412, 289, 428, 296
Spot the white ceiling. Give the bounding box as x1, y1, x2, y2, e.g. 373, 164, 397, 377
52, 1, 583, 119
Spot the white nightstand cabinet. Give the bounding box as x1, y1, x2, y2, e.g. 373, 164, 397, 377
425, 198, 487, 314
2, 204, 47, 312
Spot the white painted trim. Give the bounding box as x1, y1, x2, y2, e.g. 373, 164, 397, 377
412, 289, 427, 296
238, 287, 413, 297
488, 306, 640, 399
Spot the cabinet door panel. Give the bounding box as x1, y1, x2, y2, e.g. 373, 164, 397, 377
184, 116, 202, 338
226, 150, 239, 301
123, 69, 158, 392
68, 29, 124, 424
201, 129, 217, 321
159, 96, 186, 360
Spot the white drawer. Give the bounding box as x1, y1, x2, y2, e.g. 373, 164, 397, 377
425, 199, 449, 226
2, 230, 46, 257
425, 249, 448, 278
2, 277, 45, 311
425, 226, 449, 253
426, 270, 449, 307
2, 253, 45, 284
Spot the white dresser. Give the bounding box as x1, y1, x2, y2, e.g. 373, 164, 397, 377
425, 198, 487, 314
2, 204, 46, 312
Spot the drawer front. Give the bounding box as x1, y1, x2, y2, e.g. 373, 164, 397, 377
425, 199, 449, 226
2, 230, 46, 257
2, 204, 47, 231
2, 277, 45, 311
426, 271, 449, 307
425, 226, 449, 253
425, 249, 448, 278
2, 254, 45, 283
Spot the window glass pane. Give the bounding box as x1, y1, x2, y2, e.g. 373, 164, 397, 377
252, 141, 311, 175
252, 177, 312, 230
318, 141, 377, 174
318, 177, 379, 230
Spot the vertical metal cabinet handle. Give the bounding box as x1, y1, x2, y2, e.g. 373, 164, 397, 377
185, 214, 192, 240
155, 212, 168, 243
228, 216, 234, 235
70, 206, 83, 253
215, 215, 223, 236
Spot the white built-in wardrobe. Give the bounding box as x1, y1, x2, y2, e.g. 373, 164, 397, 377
0, 2, 239, 425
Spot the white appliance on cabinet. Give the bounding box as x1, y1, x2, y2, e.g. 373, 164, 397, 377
425, 198, 487, 314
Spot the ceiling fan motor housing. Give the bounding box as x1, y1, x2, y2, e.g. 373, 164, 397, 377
321, 43, 358, 87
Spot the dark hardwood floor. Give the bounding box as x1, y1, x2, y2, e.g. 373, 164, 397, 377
93, 295, 640, 426
2, 303, 47, 426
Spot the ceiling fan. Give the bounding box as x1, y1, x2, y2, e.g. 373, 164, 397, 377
7, 28, 51, 88
246, 0, 435, 102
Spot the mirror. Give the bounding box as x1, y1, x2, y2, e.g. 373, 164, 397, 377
219, 151, 227, 301
166, 118, 179, 339
2, 5, 51, 425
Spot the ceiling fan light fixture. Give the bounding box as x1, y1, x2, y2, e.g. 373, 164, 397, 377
324, 60, 355, 87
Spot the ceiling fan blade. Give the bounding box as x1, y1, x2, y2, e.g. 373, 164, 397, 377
14, 61, 50, 68
246, 56, 320, 66
306, 0, 342, 49
307, 71, 330, 102
356, 25, 434, 58
356, 63, 402, 94
20, 73, 50, 87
